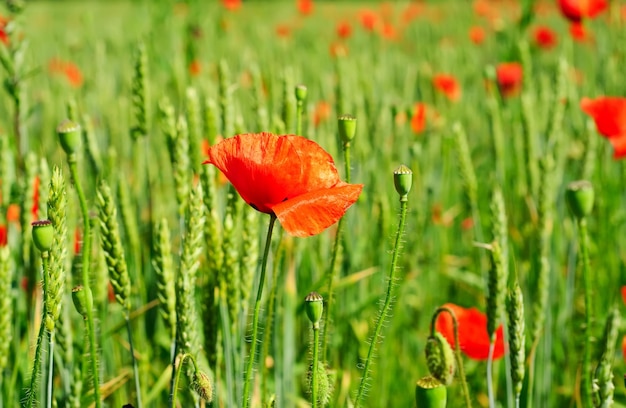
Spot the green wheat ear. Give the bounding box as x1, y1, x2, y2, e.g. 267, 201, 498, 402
153, 218, 177, 340
507, 279, 526, 402
218, 59, 233, 137
185, 87, 202, 173
0, 246, 12, 373
131, 41, 149, 140
593, 308, 620, 407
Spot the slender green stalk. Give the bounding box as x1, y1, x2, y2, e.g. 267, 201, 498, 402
487, 341, 496, 408
47, 332, 54, 408
354, 199, 408, 406
171, 353, 199, 408
126, 316, 143, 408
430, 307, 472, 408
67, 158, 101, 407
578, 217, 593, 408
242, 215, 277, 408
312, 327, 320, 408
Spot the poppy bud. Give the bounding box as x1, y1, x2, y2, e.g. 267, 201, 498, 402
31, 220, 54, 252
305, 291, 324, 329
295, 84, 307, 103
565, 180, 594, 219
338, 114, 357, 144
191, 370, 213, 403
57, 119, 81, 156
72, 285, 93, 319
393, 165, 413, 201
425, 332, 455, 385
415, 376, 447, 408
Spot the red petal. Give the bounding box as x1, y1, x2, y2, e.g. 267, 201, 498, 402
609, 135, 626, 159
581, 97, 626, 139
271, 183, 363, 237
621, 286, 626, 306
206, 133, 341, 213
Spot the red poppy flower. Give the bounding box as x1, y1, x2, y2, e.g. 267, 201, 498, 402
222, 0, 241, 11
297, 0, 314, 16
329, 42, 348, 58
469, 26, 486, 45
74, 227, 82, 256
621, 285, 626, 305
336, 21, 352, 39
435, 303, 506, 360
204, 133, 363, 237
622, 336, 626, 364
359, 9, 379, 32
313, 101, 332, 127
380, 23, 398, 40
31, 176, 40, 220
558, 0, 606, 22
580, 96, 626, 158
64, 63, 83, 88
568, 22, 589, 42
0, 224, 6, 247
433, 74, 461, 102
189, 60, 202, 76
402, 3, 422, 24
496, 62, 523, 98
0, 25, 7, 46
533, 26, 557, 49
276, 24, 291, 38
6, 204, 19, 223
411, 102, 427, 134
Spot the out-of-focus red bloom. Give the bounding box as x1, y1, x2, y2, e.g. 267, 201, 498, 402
0, 23, 7, 46
622, 336, 626, 364
621, 285, 626, 305
49, 58, 83, 88
473, 0, 493, 17
461, 216, 474, 230
533, 26, 558, 49
31, 176, 40, 220
569, 22, 589, 42
622, 4, 626, 21
313, 101, 332, 127
580, 96, 626, 158
276, 24, 291, 38
189, 60, 201, 76
435, 303, 506, 360
74, 227, 82, 256
402, 3, 423, 24
329, 41, 348, 58
222, 0, 241, 11
0, 224, 6, 247
411, 103, 427, 134
6, 204, 19, 223
433, 74, 461, 102
205, 133, 363, 237
359, 9, 379, 32
297, 0, 314, 16
380, 23, 397, 40
558, 0, 606, 22
336, 21, 352, 39
496, 62, 523, 98
469, 26, 486, 45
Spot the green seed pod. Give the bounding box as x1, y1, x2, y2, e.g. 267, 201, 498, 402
32, 220, 54, 252
191, 370, 213, 403
565, 180, 594, 219
425, 332, 455, 386
338, 114, 357, 144
71, 285, 93, 320
57, 119, 81, 156
415, 376, 447, 408
305, 291, 323, 329
295, 84, 307, 103
393, 165, 413, 201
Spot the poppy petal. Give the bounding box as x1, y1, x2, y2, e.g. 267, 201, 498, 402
581, 97, 626, 139
609, 135, 626, 159
271, 183, 363, 237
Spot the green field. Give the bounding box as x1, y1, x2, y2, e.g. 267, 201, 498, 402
1, 0, 625, 407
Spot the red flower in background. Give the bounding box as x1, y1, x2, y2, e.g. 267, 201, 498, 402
435, 303, 506, 360
558, 0, 606, 22
313, 101, 331, 127
74, 227, 82, 256
0, 224, 6, 247
533, 26, 558, 49
204, 133, 363, 237
222, 0, 241, 11
580, 96, 626, 158
569, 22, 589, 42
496, 62, 523, 98
469, 26, 486, 45
329, 41, 348, 58
276, 24, 291, 38
359, 9, 379, 32
402, 3, 423, 24
49, 58, 83, 88
0, 25, 7, 46
336, 21, 352, 39
189, 60, 201, 76
433, 74, 461, 102
297, 0, 314, 16
380, 23, 398, 40
411, 103, 427, 134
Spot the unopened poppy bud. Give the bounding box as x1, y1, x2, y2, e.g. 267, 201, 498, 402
295, 84, 307, 102
57, 119, 81, 156
565, 180, 594, 219
415, 376, 447, 408
338, 114, 357, 144
72, 285, 92, 319
393, 165, 412, 201
191, 370, 213, 403
305, 291, 323, 329
31, 220, 54, 252
425, 332, 455, 385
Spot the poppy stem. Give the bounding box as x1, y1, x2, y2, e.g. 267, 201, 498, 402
354, 199, 407, 407
577, 217, 593, 408
242, 215, 277, 408
430, 307, 473, 408
487, 340, 496, 408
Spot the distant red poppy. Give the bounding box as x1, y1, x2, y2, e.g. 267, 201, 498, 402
74, 227, 82, 256
0, 24, 7, 46
558, 0, 606, 22
204, 133, 363, 237
411, 102, 427, 134
568, 22, 589, 42
336, 21, 352, 39
359, 9, 379, 32
276, 24, 291, 38
6, 204, 18, 223
461, 216, 474, 230
469, 26, 486, 45
580, 96, 626, 158
49, 58, 83, 88
621, 285, 626, 305
402, 3, 423, 24
473, 0, 493, 17
533, 26, 557, 49
0, 224, 6, 247
435, 303, 506, 360
313, 101, 331, 127
329, 41, 348, 58
380, 23, 397, 40
297, 0, 314, 16
622, 336, 626, 364
222, 0, 241, 11
433, 74, 461, 102
189, 60, 201, 76
31, 176, 40, 220
496, 62, 523, 98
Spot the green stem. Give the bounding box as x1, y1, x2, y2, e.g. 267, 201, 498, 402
430, 307, 472, 408
487, 339, 495, 408
344, 143, 351, 183
296, 101, 303, 136
26, 253, 49, 408
126, 315, 143, 408
354, 199, 407, 407
47, 332, 54, 408
578, 218, 593, 408
68, 157, 101, 408
311, 326, 320, 408
171, 353, 199, 408
242, 215, 277, 408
